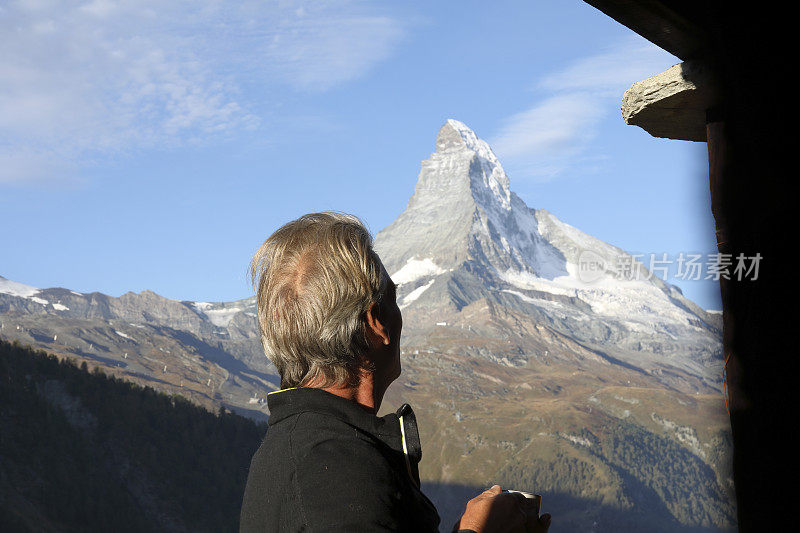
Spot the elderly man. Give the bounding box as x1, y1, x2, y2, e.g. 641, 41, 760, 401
240, 212, 551, 533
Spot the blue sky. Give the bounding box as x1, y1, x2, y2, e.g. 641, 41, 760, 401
0, 0, 720, 309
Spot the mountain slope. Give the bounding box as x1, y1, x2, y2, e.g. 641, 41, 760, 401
0, 338, 265, 532
0, 275, 273, 419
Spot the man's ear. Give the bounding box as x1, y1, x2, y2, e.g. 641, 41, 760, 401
365, 301, 391, 346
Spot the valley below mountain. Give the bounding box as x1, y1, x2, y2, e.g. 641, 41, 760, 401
1, 120, 733, 532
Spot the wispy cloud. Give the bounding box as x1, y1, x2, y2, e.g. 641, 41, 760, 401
491, 37, 677, 181
0, 0, 404, 184
260, 7, 403, 91
492, 94, 606, 159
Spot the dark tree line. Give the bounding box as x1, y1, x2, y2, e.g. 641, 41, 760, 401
0, 339, 267, 532
495, 425, 735, 532
601, 423, 735, 529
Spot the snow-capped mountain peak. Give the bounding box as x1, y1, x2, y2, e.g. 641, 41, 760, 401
374, 120, 721, 385
376, 120, 561, 280
435, 119, 511, 210
438, 119, 501, 166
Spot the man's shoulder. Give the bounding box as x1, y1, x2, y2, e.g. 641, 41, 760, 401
243, 405, 440, 532
286, 411, 398, 473
286, 411, 411, 530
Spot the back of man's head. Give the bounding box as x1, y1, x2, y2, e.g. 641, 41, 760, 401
250, 212, 386, 389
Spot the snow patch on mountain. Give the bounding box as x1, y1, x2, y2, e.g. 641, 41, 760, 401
499, 269, 577, 297
192, 302, 212, 311
189, 301, 247, 328
1, 279, 74, 311
0, 277, 40, 298
501, 264, 697, 327
501, 289, 566, 309
391, 258, 446, 285
205, 308, 241, 327
401, 280, 435, 309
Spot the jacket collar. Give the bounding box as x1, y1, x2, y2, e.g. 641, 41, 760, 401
267, 387, 423, 485
267, 387, 389, 432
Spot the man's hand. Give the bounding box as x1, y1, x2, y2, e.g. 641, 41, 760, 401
454, 485, 552, 533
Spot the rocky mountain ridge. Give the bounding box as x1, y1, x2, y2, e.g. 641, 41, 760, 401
0, 275, 273, 420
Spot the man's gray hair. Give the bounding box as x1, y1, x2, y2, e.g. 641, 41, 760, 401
249, 212, 387, 389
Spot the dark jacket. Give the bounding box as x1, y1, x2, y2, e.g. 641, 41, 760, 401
239, 387, 441, 532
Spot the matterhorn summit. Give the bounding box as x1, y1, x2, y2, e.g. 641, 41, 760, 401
375, 120, 721, 388
376, 119, 564, 281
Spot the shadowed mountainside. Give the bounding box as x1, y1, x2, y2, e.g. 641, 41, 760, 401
0, 339, 265, 532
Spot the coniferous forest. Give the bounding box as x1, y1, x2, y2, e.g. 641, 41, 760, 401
0, 339, 266, 532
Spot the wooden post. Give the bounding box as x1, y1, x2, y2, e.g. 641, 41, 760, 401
706, 119, 739, 412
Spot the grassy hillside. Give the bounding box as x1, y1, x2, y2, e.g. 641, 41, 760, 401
0, 339, 266, 532
384, 345, 737, 532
